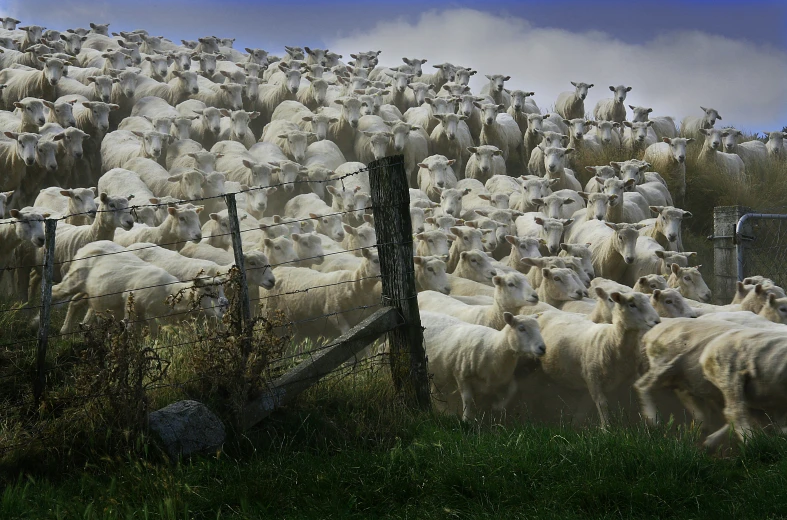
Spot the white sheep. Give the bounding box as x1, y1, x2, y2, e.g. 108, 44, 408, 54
763, 131, 786, 160
0, 132, 40, 204
555, 81, 593, 120
353, 114, 392, 164
570, 221, 640, 282
218, 109, 259, 149
628, 105, 677, 140
283, 193, 346, 242
429, 113, 473, 176
131, 70, 199, 106
413, 255, 451, 294
100, 129, 171, 171
586, 120, 622, 150
593, 85, 631, 123
114, 204, 203, 250
527, 130, 567, 175
0, 57, 68, 108
641, 138, 691, 206
256, 62, 302, 125
421, 310, 545, 420
193, 77, 244, 111
0, 207, 48, 271
403, 97, 454, 135
719, 127, 769, 170
541, 146, 581, 191
538, 291, 660, 427
680, 106, 721, 139
177, 99, 224, 148
34, 186, 96, 226
515, 215, 572, 256
667, 263, 712, 303
622, 121, 657, 155
417, 154, 457, 202
260, 118, 313, 162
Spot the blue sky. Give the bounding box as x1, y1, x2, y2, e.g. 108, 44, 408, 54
1, 0, 785, 131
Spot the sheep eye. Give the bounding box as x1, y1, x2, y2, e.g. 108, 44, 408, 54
518, 326, 526, 332
665, 300, 673, 304
781, 308, 787, 313
684, 276, 691, 281
629, 303, 636, 308
427, 267, 433, 273
274, 246, 280, 250
508, 283, 514, 288
554, 277, 561, 282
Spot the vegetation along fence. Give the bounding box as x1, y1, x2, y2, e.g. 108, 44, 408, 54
0, 155, 429, 458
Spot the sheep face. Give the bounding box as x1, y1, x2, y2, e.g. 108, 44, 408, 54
42, 58, 67, 86
2, 18, 20, 30
435, 113, 465, 140
51, 99, 77, 128
611, 160, 645, 186
174, 70, 199, 95
118, 41, 142, 65
22, 25, 44, 44
336, 97, 363, 128
243, 251, 275, 290
562, 256, 591, 287
609, 85, 632, 104
139, 131, 169, 159
100, 193, 135, 231
420, 157, 454, 190
521, 178, 552, 205
543, 146, 571, 175
535, 217, 571, 255
87, 75, 114, 103
485, 74, 510, 93
650, 289, 696, 318
458, 249, 496, 282
505, 313, 546, 357
309, 78, 329, 105
468, 145, 502, 175
239, 160, 272, 188
201, 171, 226, 198
595, 121, 619, 144
455, 94, 477, 118
241, 185, 272, 218
414, 256, 450, 294
83, 101, 116, 133
6, 132, 40, 167
634, 274, 668, 294
217, 84, 242, 111
171, 170, 205, 201
168, 206, 203, 243
171, 116, 194, 140
195, 52, 219, 76
721, 128, 743, 152
628, 105, 652, 123
438, 188, 465, 218
264, 236, 297, 265
605, 222, 639, 264
35, 139, 58, 173
601, 177, 632, 208
526, 114, 544, 134
364, 131, 393, 160
187, 151, 218, 173
10, 208, 48, 247
478, 103, 501, 126
655, 250, 696, 274
309, 212, 344, 242
542, 267, 585, 301
625, 121, 653, 143
0, 37, 18, 50
273, 161, 303, 191
662, 137, 692, 164
762, 295, 787, 325
389, 122, 415, 153
229, 109, 253, 139
89, 23, 110, 36
510, 90, 534, 112
417, 230, 450, 256
344, 221, 376, 251
103, 50, 131, 70
145, 55, 170, 78
669, 264, 711, 303
451, 225, 484, 251
60, 32, 86, 55
114, 70, 139, 99
560, 243, 593, 279
496, 271, 540, 306
610, 291, 661, 329
651, 205, 691, 245
410, 207, 427, 234
700, 106, 721, 126
408, 83, 431, 106
532, 193, 573, 220
570, 81, 594, 100
585, 193, 612, 221
402, 57, 427, 77
292, 232, 325, 265
15, 98, 47, 127
195, 106, 222, 135
508, 236, 542, 261
427, 215, 460, 234
327, 185, 358, 215
541, 131, 566, 148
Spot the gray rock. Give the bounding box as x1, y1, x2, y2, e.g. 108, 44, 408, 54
148, 400, 225, 459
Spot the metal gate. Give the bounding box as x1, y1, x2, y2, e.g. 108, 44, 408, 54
736, 212, 787, 287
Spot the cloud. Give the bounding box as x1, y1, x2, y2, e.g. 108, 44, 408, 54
327, 8, 787, 132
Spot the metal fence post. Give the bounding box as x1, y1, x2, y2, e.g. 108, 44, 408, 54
713, 205, 750, 305
33, 218, 57, 404
225, 193, 252, 357
368, 155, 431, 410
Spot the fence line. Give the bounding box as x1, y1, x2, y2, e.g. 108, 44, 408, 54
1, 156, 428, 456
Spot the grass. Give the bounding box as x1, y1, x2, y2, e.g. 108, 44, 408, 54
3, 372, 787, 519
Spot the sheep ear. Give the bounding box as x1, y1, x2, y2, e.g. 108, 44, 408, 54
594, 287, 609, 299
649, 205, 664, 215
610, 292, 625, 304
652, 289, 661, 300
503, 312, 515, 326
671, 263, 680, 275
492, 276, 502, 286
655, 250, 666, 259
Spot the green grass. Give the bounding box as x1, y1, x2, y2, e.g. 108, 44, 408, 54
3, 373, 787, 519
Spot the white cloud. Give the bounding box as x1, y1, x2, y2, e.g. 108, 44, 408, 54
327, 8, 787, 133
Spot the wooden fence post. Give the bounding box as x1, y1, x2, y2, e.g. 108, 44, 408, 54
713, 205, 750, 305
33, 218, 56, 404
368, 155, 431, 410
225, 193, 252, 357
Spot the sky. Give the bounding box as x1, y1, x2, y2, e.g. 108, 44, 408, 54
0, 0, 785, 132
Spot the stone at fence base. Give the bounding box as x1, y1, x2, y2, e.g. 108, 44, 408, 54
148, 400, 225, 460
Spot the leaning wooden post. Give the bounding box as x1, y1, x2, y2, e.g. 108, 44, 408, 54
33, 218, 57, 405
713, 205, 750, 305
368, 155, 431, 410
225, 193, 252, 357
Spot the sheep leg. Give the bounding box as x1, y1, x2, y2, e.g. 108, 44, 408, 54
587, 382, 610, 429
703, 424, 731, 451
634, 360, 684, 425
61, 296, 88, 335
459, 382, 477, 422
492, 380, 518, 412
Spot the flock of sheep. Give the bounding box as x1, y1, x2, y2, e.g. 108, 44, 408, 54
0, 17, 786, 449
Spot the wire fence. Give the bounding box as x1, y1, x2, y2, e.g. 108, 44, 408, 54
737, 208, 787, 288
0, 156, 426, 459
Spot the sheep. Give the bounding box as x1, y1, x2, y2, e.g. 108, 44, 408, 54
680, 106, 721, 139
515, 215, 572, 256
497, 235, 542, 273
505, 176, 551, 213
599, 177, 648, 224
52, 240, 223, 336
387, 120, 429, 181
719, 127, 769, 170
260, 118, 314, 162
353, 114, 392, 164
476, 103, 525, 175
301, 139, 347, 197
247, 141, 307, 195
256, 62, 302, 126
43, 97, 77, 128
563, 117, 602, 157
217, 109, 259, 149
536, 267, 587, 307
559, 243, 594, 281
272, 101, 337, 141
2, 97, 48, 134
555, 81, 593, 120
422, 310, 545, 420
622, 121, 657, 155
429, 113, 473, 176
586, 120, 622, 150
699, 328, 787, 449
107, 69, 141, 125
177, 99, 224, 148
0, 57, 68, 108
417, 154, 458, 202
413, 255, 451, 294
527, 131, 568, 176
570, 221, 640, 282
283, 193, 346, 242
639, 205, 691, 251
265, 248, 380, 337
165, 139, 217, 172
34, 187, 96, 226
541, 146, 581, 191
632, 274, 668, 294
593, 85, 631, 123
0, 208, 48, 272
763, 131, 786, 160
563, 192, 612, 241
114, 205, 203, 250
538, 291, 660, 427
100, 129, 171, 171
628, 105, 677, 140
192, 77, 244, 111
0, 17, 21, 31
131, 70, 199, 106
506, 90, 538, 131
212, 143, 275, 190
0, 132, 40, 207
667, 263, 711, 303
126, 157, 205, 202
403, 96, 454, 135
649, 288, 697, 318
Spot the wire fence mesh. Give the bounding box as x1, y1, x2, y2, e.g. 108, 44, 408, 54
737, 207, 787, 288
0, 158, 420, 461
